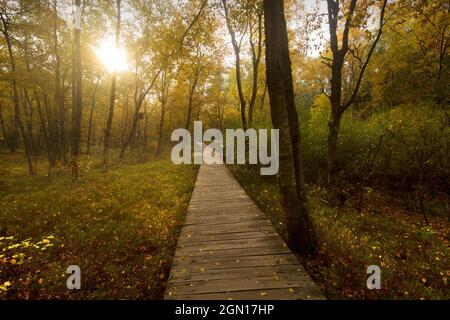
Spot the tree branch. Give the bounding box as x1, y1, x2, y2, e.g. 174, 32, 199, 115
341, 0, 357, 55
343, 0, 388, 111
327, 0, 339, 54
180, 0, 208, 52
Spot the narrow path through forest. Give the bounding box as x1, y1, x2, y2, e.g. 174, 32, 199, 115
164, 145, 324, 300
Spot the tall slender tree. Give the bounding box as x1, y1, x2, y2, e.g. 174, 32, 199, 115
247, 2, 263, 127
0, 9, 35, 175
185, 63, 200, 131
324, 0, 388, 205
156, 69, 170, 156
263, 0, 317, 257
53, 0, 67, 164
222, 0, 248, 131
86, 75, 100, 155
71, 0, 84, 177
103, 0, 122, 171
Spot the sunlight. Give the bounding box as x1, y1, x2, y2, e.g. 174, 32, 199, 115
94, 37, 128, 73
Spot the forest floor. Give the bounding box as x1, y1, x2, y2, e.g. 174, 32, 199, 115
1, 149, 448, 300
229, 166, 450, 300
0, 149, 198, 299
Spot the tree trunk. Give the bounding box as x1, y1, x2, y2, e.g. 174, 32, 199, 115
248, 10, 263, 128
222, 0, 247, 131
120, 94, 128, 147
235, 50, 247, 131
0, 104, 6, 149
259, 82, 267, 111
327, 113, 341, 206
24, 35, 57, 169
119, 100, 142, 159
86, 76, 100, 155
53, 0, 67, 164
43, 93, 57, 157
156, 104, 166, 157
35, 92, 56, 173
0, 103, 15, 152
71, 0, 84, 177
263, 0, 318, 257
120, 68, 162, 159
325, 0, 387, 205
185, 67, 200, 131
143, 102, 149, 150
103, 0, 121, 170
21, 89, 37, 174
1, 15, 35, 175
156, 72, 168, 156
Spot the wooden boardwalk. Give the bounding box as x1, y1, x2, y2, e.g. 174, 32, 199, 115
164, 148, 324, 300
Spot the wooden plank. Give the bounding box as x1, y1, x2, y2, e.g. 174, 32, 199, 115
180, 225, 275, 237
184, 216, 266, 227
177, 234, 284, 249
174, 245, 290, 260
166, 276, 323, 296
171, 253, 299, 272
182, 220, 274, 232
168, 264, 304, 282
177, 230, 278, 244
175, 241, 286, 253
164, 146, 324, 300
168, 287, 325, 300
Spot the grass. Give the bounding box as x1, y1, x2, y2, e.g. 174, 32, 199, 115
0, 149, 198, 299
1, 147, 448, 300
229, 165, 450, 300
